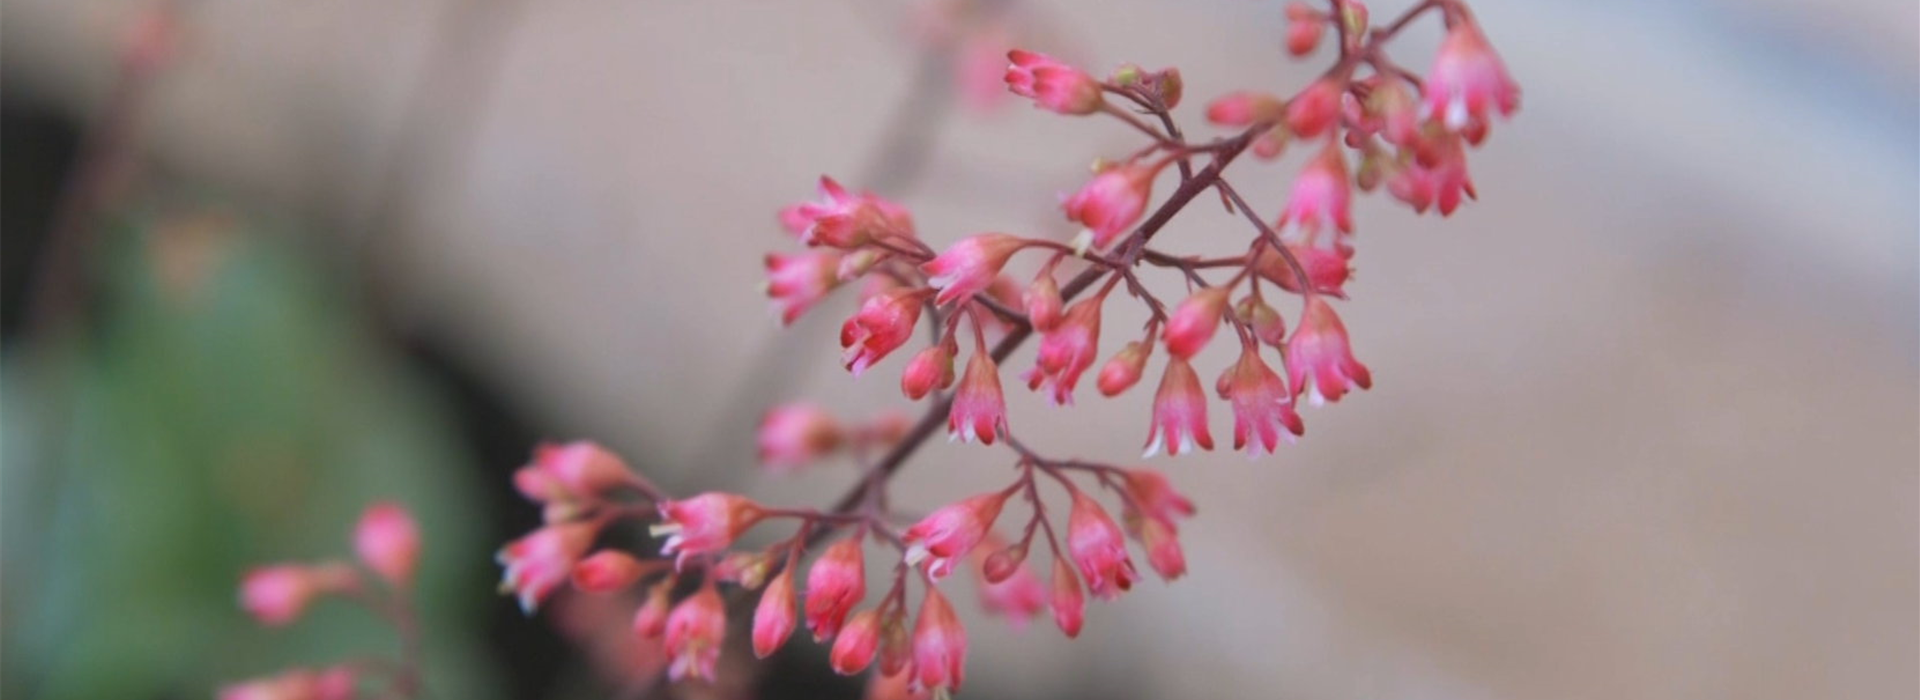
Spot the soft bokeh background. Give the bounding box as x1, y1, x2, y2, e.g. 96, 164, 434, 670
3, 1, 1915, 699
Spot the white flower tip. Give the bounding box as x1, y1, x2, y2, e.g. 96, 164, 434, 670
1070, 230, 1095, 256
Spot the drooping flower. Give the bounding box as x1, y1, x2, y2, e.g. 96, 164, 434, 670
571, 550, 652, 593
1023, 297, 1102, 405
1251, 242, 1351, 296
971, 536, 1045, 627
1097, 340, 1152, 397
1277, 143, 1354, 250
842, 288, 930, 377
1062, 163, 1156, 251
903, 489, 1014, 579
947, 347, 1008, 444
1049, 556, 1084, 638
921, 234, 1025, 306
240, 563, 359, 627
765, 251, 843, 325
1423, 16, 1520, 134
1234, 295, 1289, 347
908, 586, 968, 694
1143, 357, 1215, 457
830, 609, 882, 675
1137, 516, 1188, 581
780, 176, 915, 249
1164, 287, 1231, 359
1287, 297, 1372, 405
900, 342, 957, 400
1023, 272, 1063, 332
497, 522, 597, 613
1219, 345, 1306, 455
1388, 133, 1477, 216
753, 567, 798, 658
653, 493, 766, 560
512, 441, 635, 505
757, 402, 843, 472
806, 535, 868, 641
1120, 469, 1197, 526
353, 502, 420, 588
664, 586, 727, 682
1285, 78, 1344, 139
1005, 49, 1103, 115
1066, 489, 1138, 600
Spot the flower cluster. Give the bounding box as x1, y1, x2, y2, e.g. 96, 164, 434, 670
222, 504, 423, 700
494, 0, 1519, 694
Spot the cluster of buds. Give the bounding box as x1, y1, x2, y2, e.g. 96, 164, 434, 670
222, 503, 422, 700
503, 0, 1519, 694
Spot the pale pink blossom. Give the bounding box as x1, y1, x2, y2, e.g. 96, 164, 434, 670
806, 535, 868, 640
664, 586, 727, 682
947, 348, 1008, 444
353, 502, 420, 588
1061, 164, 1156, 250
1066, 489, 1137, 600
903, 490, 1013, 579
752, 567, 798, 658
653, 492, 766, 558
757, 402, 843, 471
1022, 297, 1102, 405
1287, 297, 1372, 405
765, 251, 843, 325
498, 522, 597, 613
1144, 357, 1214, 457
908, 586, 968, 694
1218, 345, 1305, 455
841, 288, 929, 377
920, 234, 1025, 306
1004, 49, 1103, 115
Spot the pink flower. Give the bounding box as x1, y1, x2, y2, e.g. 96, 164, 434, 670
1022, 298, 1102, 405
753, 567, 799, 658
908, 586, 968, 693
653, 493, 766, 558
1286, 78, 1344, 138
1061, 164, 1155, 250
947, 348, 1008, 444
1164, 287, 1230, 359
633, 580, 672, 638
765, 251, 843, 325
218, 666, 356, 700
664, 586, 727, 682
1066, 489, 1137, 600
830, 609, 882, 675
1004, 49, 1103, 115
354, 502, 420, 588
1205, 91, 1285, 127
971, 537, 1045, 627
920, 234, 1025, 306
903, 489, 1013, 579
1023, 273, 1063, 332
1097, 340, 1151, 397
1049, 556, 1084, 638
1390, 134, 1477, 215
806, 535, 868, 641
497, 522, 597, 613
1137, 516, 1188, 581
1121, 469, 1197, 525
1287, 297, 1372, 405
513, 441, 636, 505
1285, 2, 1326, 56
1277, 143, 1354, 248
841, 288, 929, 377
240, 563, 358, 627
570, 550, 652, 593
900, 342, 957, 400
757, 402, 843, 471
1219, 345, 1306, 455
1144, 357, 1214, 457
1423, 18, 1519, 133
780, 176, 915, 248
1252, 242, 1350, 296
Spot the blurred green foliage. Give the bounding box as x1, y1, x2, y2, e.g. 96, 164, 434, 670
3, 210, 502, 700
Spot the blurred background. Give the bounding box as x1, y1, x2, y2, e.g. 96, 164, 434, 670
3, 0, 1914, 699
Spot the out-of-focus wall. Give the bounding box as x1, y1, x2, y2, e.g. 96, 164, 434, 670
6, 1, 1914, 698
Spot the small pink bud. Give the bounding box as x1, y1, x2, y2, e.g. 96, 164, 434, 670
980, 541, 1028, 584
753, 567, 798, 658
512, 441, 635, 505
1066, 490, 1137, 600
1206, 91, 1285, 126
841, 288, 929, 377
1121, 469, 1197, 525
240, 563, 359, 627
1144, 357, 1214, 457
1062, 164, 1155, 251
353, 502, 420, 588
498, 522, 598, 614
653, 493, 766, 559
1252, 242, 1351, 296
920, 234, 1026, 307
1097, 341, 1152, 397
1164, 287, 1231, 359
1139, 516, 1188, 581
1022, 298, 1103, 406
633, 580, 673, 638
903, 490, 1013, 579
1220, 345, 1306, 455
1287, 297, 1372, 405
1005, 49, 1104, 115
765, 251, 843, 325
947, 349, 1008, 444
1286, 78, 1344, 138
900, 342, 957, 401
571, 550, 651, 593
1278, 143, 1355, 249
909, 586, 968, 693
1023, 273, 1063, 332
757, 402, 844, 472
806, 535, 868, 641
975, 550, 1046, 628
1049, 556, 1085, 638
664, 586, 727, 682
1235, 295, 1288, 347
830, 609, 882, 675
1284, 2, 1325, 56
